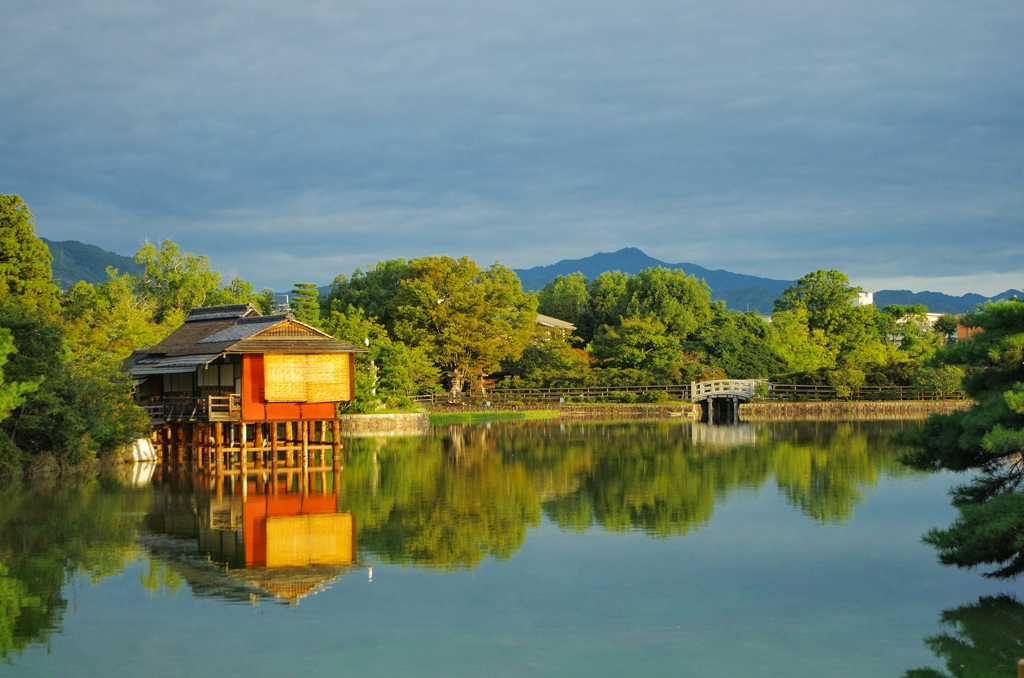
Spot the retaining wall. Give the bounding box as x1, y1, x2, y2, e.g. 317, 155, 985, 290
338, 412, 431, 436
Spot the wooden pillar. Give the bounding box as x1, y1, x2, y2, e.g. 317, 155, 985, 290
240, 421, 248, 486
332, 419, 342, 473
254, 423, 265, 470
301, 420, 310, 480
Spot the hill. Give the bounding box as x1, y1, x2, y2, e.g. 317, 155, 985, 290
513, 247, 1022, 315
42, 238, 142, 289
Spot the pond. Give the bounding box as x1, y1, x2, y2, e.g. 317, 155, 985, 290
1, 419, 1022, 677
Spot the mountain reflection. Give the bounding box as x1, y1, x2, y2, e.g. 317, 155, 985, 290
904, 595, 1024, 678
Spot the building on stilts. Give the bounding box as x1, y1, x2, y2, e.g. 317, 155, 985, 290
123, 303, 366, 482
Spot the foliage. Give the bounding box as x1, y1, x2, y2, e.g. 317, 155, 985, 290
899, 299, 1024, 577
911, 365, 966, 398
577, 270, 628, 342
771, 307, 839, 373
0, 196, 61, 319
932, 314, 960, 343
322, 307, 438, 411
393, 256, 536, 393
591, 316, 682, 372
289, 282, 321, 326
323, 259, 408, 334
692, 309, 786, 378
0, 330, 41, 424
615, 267, 713, 339
133, 240, 224, 324
537, 272, 589, 330
902, 595, 1024, 678
0, 310, 147, 468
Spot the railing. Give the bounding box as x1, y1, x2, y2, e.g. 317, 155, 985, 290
143, 394, 243, 423
690, 379, 760, 401
409, 381, 961, 406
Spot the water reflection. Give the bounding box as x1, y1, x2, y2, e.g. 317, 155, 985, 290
143, 474, 359, 605
0, 419, 940, 661
0, 477, 149, 657
904, 595, 1024, 678
339, 420, 922, 566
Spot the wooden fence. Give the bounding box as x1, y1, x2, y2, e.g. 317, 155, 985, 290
410, 382, 960, 407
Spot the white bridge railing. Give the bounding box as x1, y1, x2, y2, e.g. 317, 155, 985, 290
689, 379, 761, 402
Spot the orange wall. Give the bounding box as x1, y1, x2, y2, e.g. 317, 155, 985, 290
241, 354, 337, 421
242, 494, 347, 567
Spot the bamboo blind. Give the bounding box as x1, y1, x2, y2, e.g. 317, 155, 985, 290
264, 514, 355, 566
264, 354, 351, 402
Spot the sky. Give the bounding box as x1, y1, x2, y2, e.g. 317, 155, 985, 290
1, 0, 1021, 296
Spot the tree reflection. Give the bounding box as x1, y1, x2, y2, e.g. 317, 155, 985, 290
904, 595, 1024, 678
339, 420, 915, 566
0, 477, 149, 657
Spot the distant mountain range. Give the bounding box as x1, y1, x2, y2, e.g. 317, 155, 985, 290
514, 247, 1022, 315
43, 238, 142, 289
40, 240, 1019, 315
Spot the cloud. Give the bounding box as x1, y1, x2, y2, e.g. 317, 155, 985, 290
2, 0, 1021, 294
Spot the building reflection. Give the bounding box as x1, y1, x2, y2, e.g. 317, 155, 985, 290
144, 471, 360, 605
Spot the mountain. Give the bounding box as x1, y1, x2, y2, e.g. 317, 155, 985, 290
42, 238, 143, 289
514, 247, 1022, 315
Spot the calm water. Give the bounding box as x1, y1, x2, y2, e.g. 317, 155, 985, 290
1, 419, 1022, 677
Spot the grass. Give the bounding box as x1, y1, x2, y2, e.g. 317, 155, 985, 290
428, 410, 560, 425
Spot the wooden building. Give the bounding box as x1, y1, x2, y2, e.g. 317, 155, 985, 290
124, 303, 366, 475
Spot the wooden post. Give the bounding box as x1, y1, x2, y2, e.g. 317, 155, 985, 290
301, 420, 310, 480
270, 422, 279, 492
1019, 658, 1024, 678
332, 419, 342, 473
240, 421, 248, 487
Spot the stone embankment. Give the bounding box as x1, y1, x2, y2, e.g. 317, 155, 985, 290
557, 404, 700, 419
740, 400, 970, 421
338, 412, 430, 436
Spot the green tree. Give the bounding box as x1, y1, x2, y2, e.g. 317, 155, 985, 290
616, 267, 713, 340
775, 269, 890, 369
132, 241, 223, 324
289, 283, 321, 326
900, 299, 1024, 577
771, 307, 838, 373
591, 316, 683, 372
322, 307, 438, 410
933, 314, 960, 344
393, 256, 536, 394
0, 195, 60, 319
693, 309, 786, 378
0, 330, 41, 422
577, 271, 628, 343
537, 272, 589, 330
323, 259, 408, 334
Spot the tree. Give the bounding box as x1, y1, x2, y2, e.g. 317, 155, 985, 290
899, 299, 1024, 577
616, 267, 713, 340
537, 273, 589, 330
289, 283, 320, 326
591, 316, 683, 372
693, 309, 786, 378
132, 241, 223, 324
0, 195, 60, 318
772, 307, 838, 373
393, 256, 536, 394
933, 314, 960, 344
0, 330, 41, 422
321, 306, 438, 410
577, 271, 628, 343
323, 259, 408, 334
775, 269, 890, 368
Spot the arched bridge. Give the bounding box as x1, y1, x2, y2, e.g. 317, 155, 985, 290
690, 379, 762, 403
690, 379, 763, 424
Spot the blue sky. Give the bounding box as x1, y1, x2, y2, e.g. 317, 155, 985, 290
2, 0, 1021, 295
